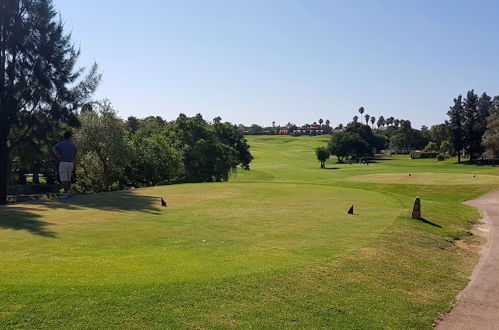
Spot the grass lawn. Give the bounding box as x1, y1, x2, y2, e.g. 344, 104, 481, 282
1, 135, 497, 328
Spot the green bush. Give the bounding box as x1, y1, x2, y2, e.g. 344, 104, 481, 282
437, 153, 445, 161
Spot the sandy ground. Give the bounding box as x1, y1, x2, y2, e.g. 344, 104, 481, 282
436, 190, 499, 330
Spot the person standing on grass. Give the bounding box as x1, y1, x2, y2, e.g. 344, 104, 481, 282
51, 131, 77, 199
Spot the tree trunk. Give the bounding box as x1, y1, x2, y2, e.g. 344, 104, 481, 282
32, 171, 40, 184
0, 138, 8, 204
457, 151, 461, 163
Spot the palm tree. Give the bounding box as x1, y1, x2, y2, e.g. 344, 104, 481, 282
319, 118, 323, 126
364, 114, 370, 125
325, 119, 330, 127
353, 115, 359, 122
358, 107, 365, 116
213, 116, 222, 124
394, 119, 400, 128
370, 116, 376, 128
377, 116, 385, 128
386, 116, 395, 126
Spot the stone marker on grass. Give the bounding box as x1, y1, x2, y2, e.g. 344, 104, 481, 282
411, 197, 421, 219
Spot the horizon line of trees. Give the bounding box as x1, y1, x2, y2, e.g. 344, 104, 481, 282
315, 92, 499, 167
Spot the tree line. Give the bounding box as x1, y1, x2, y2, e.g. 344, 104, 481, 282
72, 102, 252, 193
315, 94, 499, 167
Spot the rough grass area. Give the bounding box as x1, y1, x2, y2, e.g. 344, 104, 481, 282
0, 135, 497, 328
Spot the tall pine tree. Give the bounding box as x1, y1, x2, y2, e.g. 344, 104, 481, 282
447, 95, 465, 163
0, 0, 99, 204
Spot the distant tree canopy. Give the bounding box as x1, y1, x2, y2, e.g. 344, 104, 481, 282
0, 0, 100, 204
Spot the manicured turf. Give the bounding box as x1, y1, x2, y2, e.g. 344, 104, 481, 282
1, 135, 497, 328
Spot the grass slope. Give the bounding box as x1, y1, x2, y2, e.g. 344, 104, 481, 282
0, 135, 497, 328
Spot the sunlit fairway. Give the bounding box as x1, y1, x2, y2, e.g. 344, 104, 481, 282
2, 135, 499, 328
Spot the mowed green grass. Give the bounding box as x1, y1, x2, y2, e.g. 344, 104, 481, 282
1, 135, 497, 329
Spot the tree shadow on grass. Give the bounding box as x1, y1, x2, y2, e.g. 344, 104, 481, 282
454, 160, 496, 167
42, 190, 163, 214
0, 190, 161, 237
0, 207, 57, 237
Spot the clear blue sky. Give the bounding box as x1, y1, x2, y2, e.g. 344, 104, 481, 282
54, 0, 499, 128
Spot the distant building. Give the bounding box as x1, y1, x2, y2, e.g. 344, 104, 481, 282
291, 123, 326, 136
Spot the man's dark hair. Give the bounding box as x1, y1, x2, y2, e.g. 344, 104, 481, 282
63, 131, 73, 140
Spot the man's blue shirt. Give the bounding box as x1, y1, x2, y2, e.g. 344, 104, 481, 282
54, 140, 77, 162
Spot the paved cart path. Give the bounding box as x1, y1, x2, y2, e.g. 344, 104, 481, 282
437, 190, 499, 330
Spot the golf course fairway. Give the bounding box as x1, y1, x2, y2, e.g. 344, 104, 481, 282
1, 135, 498, 328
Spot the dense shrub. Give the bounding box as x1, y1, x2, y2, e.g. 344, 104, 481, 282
437, 153, 446, 161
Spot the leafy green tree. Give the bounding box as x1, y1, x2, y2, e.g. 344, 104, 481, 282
0, 0, 99, 204
213, 122, 253, 170
440, 140, 452, 154
74, 101, 128, 192
389, 126, 428, 152
373, 133, 388, 152
315, 146, 330, 168
430, 123, 450, 146
248, 124, 264, 134
483, 111, 499, 158
344, 121, 375, 149
125, 134, 184, 187
126, 116, 140, 134
329, 131, 369, 162
169, 116, 251, 182
424, 142, 438, 151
